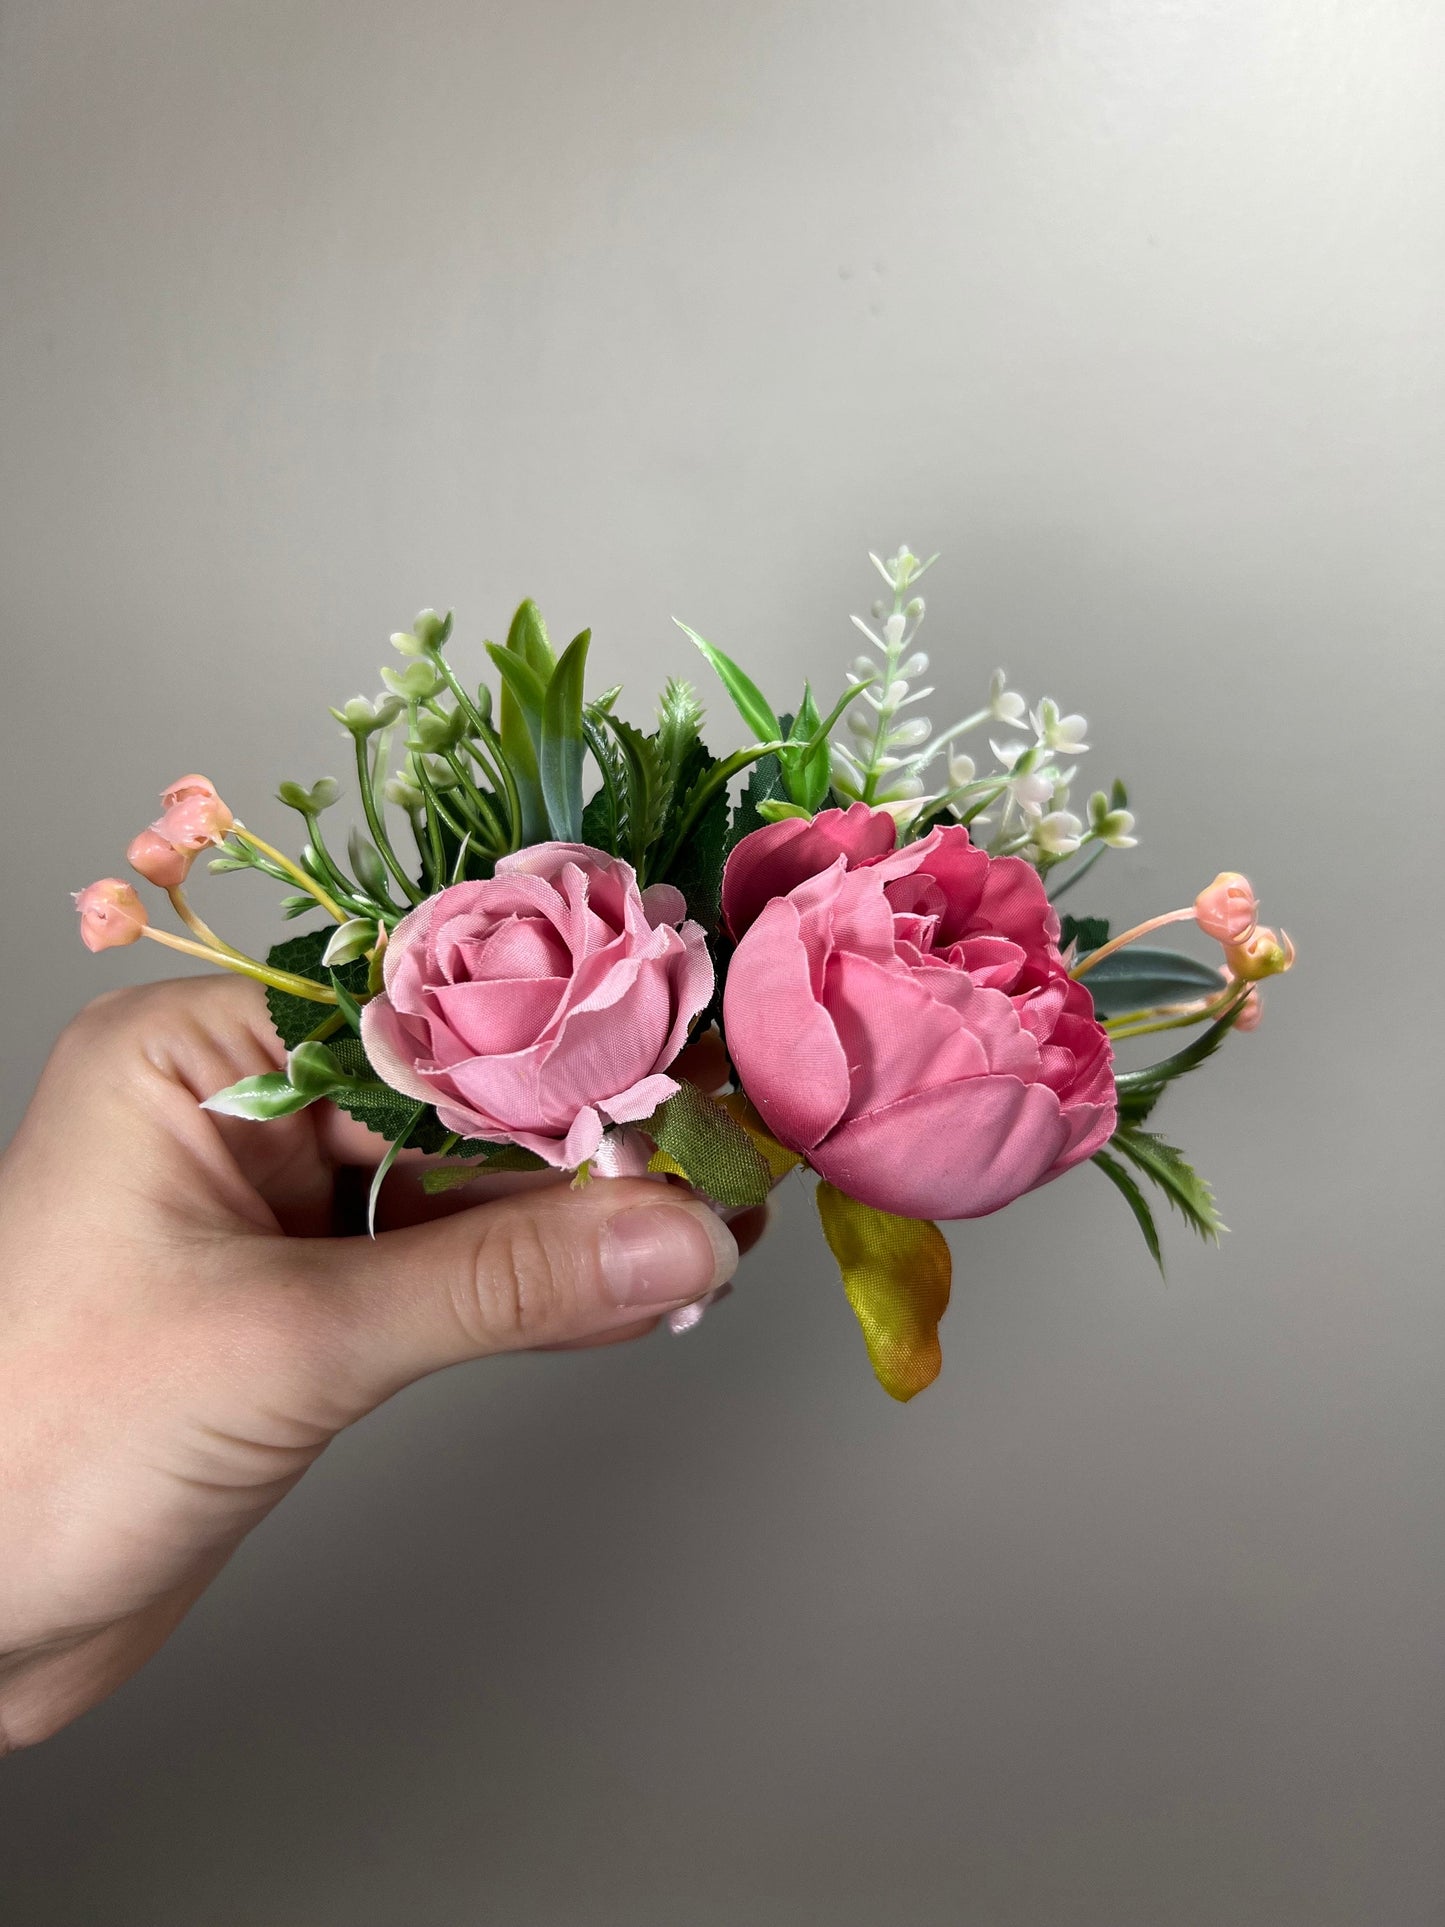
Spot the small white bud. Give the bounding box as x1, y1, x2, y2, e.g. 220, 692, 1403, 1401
948, 751, 977, 787
1032, 810, 1084, 856
887, 716, 932, 749
883, 612, 907, 648
988, 670, 1027, 726
898, 652, 929, 678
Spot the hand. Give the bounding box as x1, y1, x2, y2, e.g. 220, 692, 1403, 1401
0, 978, 748, 1750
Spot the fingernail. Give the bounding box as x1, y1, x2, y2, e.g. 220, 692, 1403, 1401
601, 1202, 738, 1308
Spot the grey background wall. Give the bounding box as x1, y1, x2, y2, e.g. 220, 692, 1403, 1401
2, 2, 1442, 1921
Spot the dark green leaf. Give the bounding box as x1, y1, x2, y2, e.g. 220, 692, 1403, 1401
1109, 1127, 1226, 1243
729, 741, 787, 842
675, 620, 781, 743
329, 973, 365, 1036
660, 766, 731, 930
1093, 1149, 1164, 1272
644, 1080, 772, 1207
581, 706, 627, 851
265, 930, 369, 1050
1114, 994, 1248, 1123
539, 627, 590, 841
1078, 945, 1226, 1018
1059, 914, 1110, 954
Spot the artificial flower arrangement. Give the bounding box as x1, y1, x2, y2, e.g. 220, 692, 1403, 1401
76, 547, 1293, 1400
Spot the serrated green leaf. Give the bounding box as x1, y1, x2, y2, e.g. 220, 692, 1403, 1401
659, 766, 730, 931
643, 1080, 772, 1208
581, 706, 626, 852
1059, 914, 1110, 954
1078, 945, 1226, 1018
675, 621, 781, 743
1092, 1149, 1164, 1272
266, 931, 369, 1049
656, 677, 704, 785
1109, 1127, 1226, 1243
202, 1073, 318, 1120
605, 713, 667, 871
539, 627, 590, 841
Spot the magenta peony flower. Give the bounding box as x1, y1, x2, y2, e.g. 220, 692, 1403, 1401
721, 804, 1116, 1220
361, 844, 714, 1167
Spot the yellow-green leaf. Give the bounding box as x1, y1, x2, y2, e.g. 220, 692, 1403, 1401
815, 1182, 952, 1401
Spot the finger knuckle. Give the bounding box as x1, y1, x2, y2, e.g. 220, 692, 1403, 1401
461, 1212, 569, 1348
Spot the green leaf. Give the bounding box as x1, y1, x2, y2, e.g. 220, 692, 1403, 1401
780, 683, 831, 811
368, 1102, 426, 1235
539, 627, 590, 841
329, 972, 365, 1036
1059, 914, 1110, 954
1092, 1150, 1164, 1272
604, 713, 667, 870
285, 1040, 349, 1097
729, 740, 787, 842
1109, 1127, 1226, 1243
656, 677, 704, 792
506, 595, 556, 678
1078, 945, 1226, 1018
674, 620, 781, 743
643, 1080, 773, 1208
420, 1146, 551, 1191
491, 601, 552, 843
266, 930, 369, 1050
815, 1182, 952, 1402
659, 763, 731, 931
755, 799, 813, 824
1114, 995, 1248, 1123
202, 1073, 319, 1120
321, 917, 376, 966
581, 708, 626, 852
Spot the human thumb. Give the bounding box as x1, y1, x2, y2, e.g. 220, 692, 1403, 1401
285, 1177, 738, 1415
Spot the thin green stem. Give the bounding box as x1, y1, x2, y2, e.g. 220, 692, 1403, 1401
1107, 981, 1248, 1042
1048, 841, 1107, 902
436, 658, 522, 849
141, 926, 337, 1003
303, 815, 373, 914
166, 887, 251, 961
352, 735, 423, 905
302, 1008, 350, 1043
233, 828, 348, 922
656, 741, 785, 875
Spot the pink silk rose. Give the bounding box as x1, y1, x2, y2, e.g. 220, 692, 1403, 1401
721, 804, 1116, 1219
361, 843, 713, 1168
